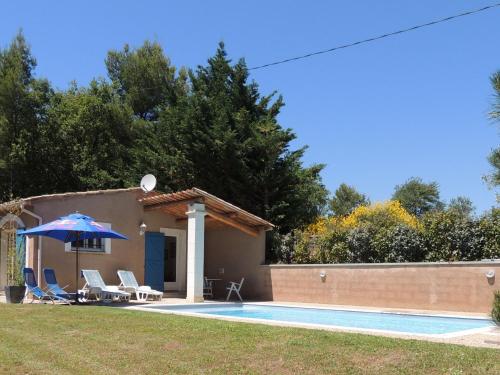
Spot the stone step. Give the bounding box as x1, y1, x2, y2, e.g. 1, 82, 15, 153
163, 291, 185, 298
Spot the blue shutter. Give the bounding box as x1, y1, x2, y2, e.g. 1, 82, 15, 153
144, 232, 165, 292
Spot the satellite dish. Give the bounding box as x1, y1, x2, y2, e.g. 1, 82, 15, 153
140, 174, 157, 193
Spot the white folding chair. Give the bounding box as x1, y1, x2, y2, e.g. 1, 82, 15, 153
226, 278, 245, 301
203, 277, 214, 299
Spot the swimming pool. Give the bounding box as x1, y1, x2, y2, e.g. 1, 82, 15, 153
140, 303, 494, 336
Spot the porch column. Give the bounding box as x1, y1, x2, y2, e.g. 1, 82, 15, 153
185, 203, 206, 303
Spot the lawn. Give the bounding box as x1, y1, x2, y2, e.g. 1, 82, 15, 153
0, 304, 498, 374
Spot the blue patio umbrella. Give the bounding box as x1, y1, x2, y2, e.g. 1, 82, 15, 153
18, 212, 128, 303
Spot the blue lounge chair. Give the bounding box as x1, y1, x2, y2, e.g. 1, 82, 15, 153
23, 267, 70, 304
43, 268, 77, 301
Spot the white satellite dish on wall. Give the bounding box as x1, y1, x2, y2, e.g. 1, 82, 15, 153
140, 174, 157, 193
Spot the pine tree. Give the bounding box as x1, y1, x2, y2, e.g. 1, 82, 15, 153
0, 32, 54, 199
159, 43, 328, 231
329, 183, 369, 216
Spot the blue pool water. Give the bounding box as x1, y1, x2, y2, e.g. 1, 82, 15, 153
145, 304, 494, 335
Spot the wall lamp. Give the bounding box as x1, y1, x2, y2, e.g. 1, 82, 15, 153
139, 222, 147, 236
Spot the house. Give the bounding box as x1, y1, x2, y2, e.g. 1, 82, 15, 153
0, 187, 273, 302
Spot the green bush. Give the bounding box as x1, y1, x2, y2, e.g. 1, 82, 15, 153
492, 291, 500, 325
293, 231, 316, 264
346, 225, 378, 263
449, 220, 485, 261
373, 225, 426, 263
268, 206, 500, 265
266, 230, 296, 264
317, 228, 350, 263
480, 208, 500, 260
421, 211, 487, 262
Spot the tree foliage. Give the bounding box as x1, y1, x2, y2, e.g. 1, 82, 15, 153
0, 33, 328, 235
276, 202, 499, 264
392, 177, 443, 216
329, 183, 369, 216
47, 81, 134, 190
447, 196, 475, 219
342, 200, 418, 230
487, 71, 500, 189
0, 33, 54, 198
105, 41, 179, 120
479, 207, 500, 259
290, 200, 422, 264
421, 211, 484, 261
1, 31, 496, 265
156, 45, 328, 232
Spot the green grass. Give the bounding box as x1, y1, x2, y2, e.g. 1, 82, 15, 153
0, 304, 498, 374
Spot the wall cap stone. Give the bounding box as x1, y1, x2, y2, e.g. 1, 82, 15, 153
262, 260, 500, 269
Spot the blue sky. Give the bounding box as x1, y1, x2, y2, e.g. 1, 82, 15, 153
1, 1, 499, 213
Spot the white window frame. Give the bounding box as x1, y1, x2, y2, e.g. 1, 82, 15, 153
160, 228, 187, 291
64, 222, 112, 254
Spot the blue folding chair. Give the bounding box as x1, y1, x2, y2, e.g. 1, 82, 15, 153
43, 268, 77, 301
23, 267, 70, 304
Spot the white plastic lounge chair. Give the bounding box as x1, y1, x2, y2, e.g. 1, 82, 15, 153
226, 278, 244, 301
81, 269, 130, 303
203, 277, 214, 299
117, 270, 162, 302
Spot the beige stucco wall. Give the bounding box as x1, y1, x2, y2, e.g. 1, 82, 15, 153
205, 227, 266, 299
19, 190, 266, 295
25, 190, 187, 290
255, 262, 500, 313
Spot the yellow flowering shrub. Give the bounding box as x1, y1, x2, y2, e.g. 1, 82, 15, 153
296, 216, 343, 263
282, 200, 494, 264
303, 216, 344, 235
305, 200, 417, 234
341, 200, 418, 229
304, 217, 328, 235
296, 201, 418, 263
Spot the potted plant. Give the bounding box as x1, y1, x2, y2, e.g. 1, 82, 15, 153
4, 246, 26, 303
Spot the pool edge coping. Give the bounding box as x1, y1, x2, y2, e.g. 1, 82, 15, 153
122, 302, 496, 339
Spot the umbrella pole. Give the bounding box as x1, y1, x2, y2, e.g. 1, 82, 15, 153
75, 232, 80, 304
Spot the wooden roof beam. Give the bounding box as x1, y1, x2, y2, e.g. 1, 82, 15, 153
144, 197, 204, 211
176, 216, 217, 223
177, 209, 258, 236
205, 208, 259, 237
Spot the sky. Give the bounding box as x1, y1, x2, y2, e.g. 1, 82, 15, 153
1, 1, 499, 213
